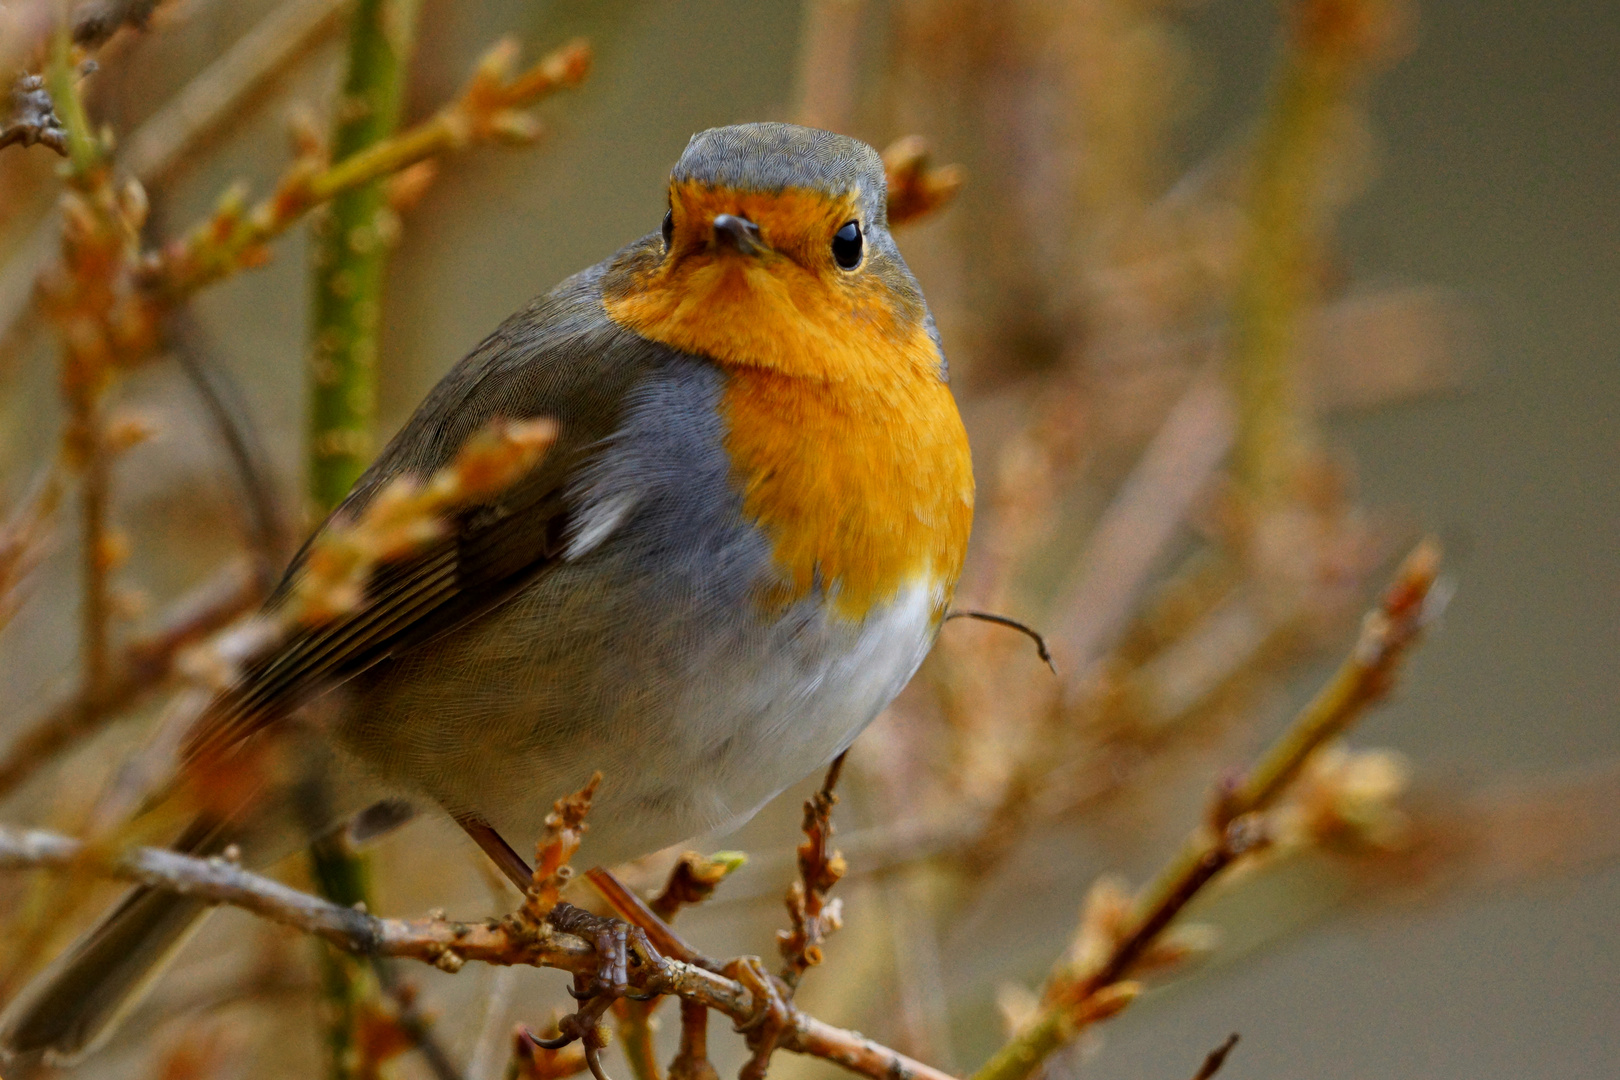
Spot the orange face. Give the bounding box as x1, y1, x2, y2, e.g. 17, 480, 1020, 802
604, 180, 974, 622
605, 179, 930, 383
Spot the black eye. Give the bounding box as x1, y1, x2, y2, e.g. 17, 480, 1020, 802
662, 209, 674, 250
832, 220, 862, 269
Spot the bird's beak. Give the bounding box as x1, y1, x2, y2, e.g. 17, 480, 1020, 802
711, 213, 767, 257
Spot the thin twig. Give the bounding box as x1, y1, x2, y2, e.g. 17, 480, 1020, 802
778, 752, 848, 987
1189, 1033, 1239, 1080
968, 541, 1442, 1080
122, 0, 348, 183
140, 36, 592, 303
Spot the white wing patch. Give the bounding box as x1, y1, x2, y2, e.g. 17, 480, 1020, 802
565, 491, 639, 560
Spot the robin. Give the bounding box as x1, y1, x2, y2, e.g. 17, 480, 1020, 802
0, 122, 974, 1061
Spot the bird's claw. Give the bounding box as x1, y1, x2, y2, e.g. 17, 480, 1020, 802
722, 956, 793, 1080
535, 902, 665, 1080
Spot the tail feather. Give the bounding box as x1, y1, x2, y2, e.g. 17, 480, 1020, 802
0, 815, 228, 1065
0, 886, 210, 1063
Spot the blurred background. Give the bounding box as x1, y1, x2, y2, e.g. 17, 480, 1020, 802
0, 1, 1615, 1078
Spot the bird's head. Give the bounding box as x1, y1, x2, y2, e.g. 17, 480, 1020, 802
602, 123, 942, 384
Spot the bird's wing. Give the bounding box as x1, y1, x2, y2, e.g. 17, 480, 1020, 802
185, 259, 673, 761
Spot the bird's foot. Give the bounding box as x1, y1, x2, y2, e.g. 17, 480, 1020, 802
532, 902, 662, 1080
722, 956, 794, 1080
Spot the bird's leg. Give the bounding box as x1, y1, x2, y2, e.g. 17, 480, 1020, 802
721, 956, 793, 1080
455, 815, 660, 1080
454, 812, 533, 892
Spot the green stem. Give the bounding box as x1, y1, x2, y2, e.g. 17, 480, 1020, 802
305, 3, 421, 1078
308, 0, 423, 512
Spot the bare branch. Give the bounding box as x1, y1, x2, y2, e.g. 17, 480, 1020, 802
969, 541, 1442, 1080
0, 822, 961, 1080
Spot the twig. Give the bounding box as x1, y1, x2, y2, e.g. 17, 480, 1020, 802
605, 852, 746, 1080
140, 36, 592, 304
883, 136, 964, 229
1050, 364, 1234, 691
0, 463, 66, 632
968, 541, 1442, 1080
652, 852, 749, 921
778, 752, 848, 987
943, 610, 1055, 674
1189, 1034, 1239, 1080
666, 1000, 718, 1080
123, 0, 349, 190
0, 73, 67, 154
0, 823, 961, 1080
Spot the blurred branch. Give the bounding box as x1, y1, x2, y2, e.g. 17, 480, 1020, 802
1051, 365, 1234, 688
0, 464, 66, 633
969, 541, 1442, 1080
69, 0, 168, 49
1229, 0, 1404, 504
1188, 1034, 1239, 1080
883, 136, 963, 229
124, 0, 349, 184
140, 36, 591, 303
794, 0, 865, 132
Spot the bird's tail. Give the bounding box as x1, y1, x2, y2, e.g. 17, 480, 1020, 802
0, 819, 222, 1065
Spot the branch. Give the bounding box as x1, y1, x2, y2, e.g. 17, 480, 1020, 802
969, 540, 1442, 1080
140, 36, 591, 303
883, 136, 963, 229
778, 752, 848, 986
0, 823, 959, 1080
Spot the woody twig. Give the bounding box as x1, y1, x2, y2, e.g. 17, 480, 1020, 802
778, 752, 849, 987
969, 541, 1443, 1080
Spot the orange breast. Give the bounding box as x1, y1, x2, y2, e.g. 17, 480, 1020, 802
602, 229, 973, 622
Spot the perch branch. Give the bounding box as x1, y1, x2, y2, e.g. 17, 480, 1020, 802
0, 823, 959, 1080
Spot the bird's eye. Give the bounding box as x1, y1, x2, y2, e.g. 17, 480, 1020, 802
662, 209, 674, 250
832, 220, 862, 269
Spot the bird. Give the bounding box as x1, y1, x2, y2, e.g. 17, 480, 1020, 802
0, 121, 974, 1063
